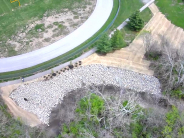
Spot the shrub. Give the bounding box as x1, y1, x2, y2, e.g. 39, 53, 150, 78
171, 89, 184, 99
162, 106, 180, 137
97, 33, 112, 54
145, 51, 162, 61
111, 29, 126, 50
76, 93, 104, 118
60, 94, 105, 138
35, 24, 45, 32
127, 11, 144, 31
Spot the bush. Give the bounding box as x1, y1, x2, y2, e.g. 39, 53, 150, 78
76, 93, 104, 118
97, 33, 112, 54
127, 11, 144, 31
145, 51, 162, 61
111, 29, 126, 50
162, 106, 180, 137
170, 88, 184, 99
60, 94, 104, 137
35, 24, 45, 32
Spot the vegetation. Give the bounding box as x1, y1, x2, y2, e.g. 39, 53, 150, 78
116, 3, 152, 46
0, 0, 87, 56
57, 90, 184, 138
111, 29, 126, 50
1, 83, 184, 138
97, 29, 126, 54
0, 0, 84, 41
156, 0, 184, 29
127, 11, 144, 32
58, 93, 105, 138
0, 96, 45, 138
96, 33, 112, 54
110, 0, 152, 30
144, 34, 184, 99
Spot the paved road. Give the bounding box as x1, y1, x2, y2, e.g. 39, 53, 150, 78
0, 0, 113, 73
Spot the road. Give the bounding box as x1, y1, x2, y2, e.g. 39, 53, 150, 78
0, 0, 113, 73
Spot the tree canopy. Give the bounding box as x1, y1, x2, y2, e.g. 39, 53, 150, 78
127, 11, 144, 31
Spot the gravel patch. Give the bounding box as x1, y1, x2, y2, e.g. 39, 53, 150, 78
10, 64, 161, 125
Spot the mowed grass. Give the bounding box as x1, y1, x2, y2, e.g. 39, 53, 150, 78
0, 0, 20, 14
110, 0, 149, 30
0, 0, 83, 42
156, 0, 184, 29
121, 9, 152, 44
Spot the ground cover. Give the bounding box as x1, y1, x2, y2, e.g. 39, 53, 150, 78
155, 0, 184, 29
0, 0, 92, 57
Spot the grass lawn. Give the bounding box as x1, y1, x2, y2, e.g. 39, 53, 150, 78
155, 0, 184, 29
111, 0, 152, 45
110, 0, 151, 31
121, 8, 152, 44
0, 0, 84, 42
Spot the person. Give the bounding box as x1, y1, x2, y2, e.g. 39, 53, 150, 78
21, 77, 24, 82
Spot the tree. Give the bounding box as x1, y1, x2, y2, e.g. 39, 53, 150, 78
111, 29, 126, 50
143, 34, 184, 97
97, 33, 112, 54
127, 11, 144, 32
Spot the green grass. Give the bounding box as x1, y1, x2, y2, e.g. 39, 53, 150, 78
121, 8, 152, 44
155, 0, 184, 29
121, 26, 138, 44
0, 0, 84, 46
110, 0, 149, 31
0, 0, 120, 81
140, 8, 153, 23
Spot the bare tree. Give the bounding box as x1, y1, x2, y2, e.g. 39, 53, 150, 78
144, 34, 184, 94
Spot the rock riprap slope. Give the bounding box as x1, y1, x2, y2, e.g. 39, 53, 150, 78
10, 64, 160, 125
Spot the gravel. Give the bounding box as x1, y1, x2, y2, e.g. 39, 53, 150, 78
10, 64, 161, 125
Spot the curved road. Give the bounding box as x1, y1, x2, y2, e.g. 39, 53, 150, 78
0, 0, 113, 73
